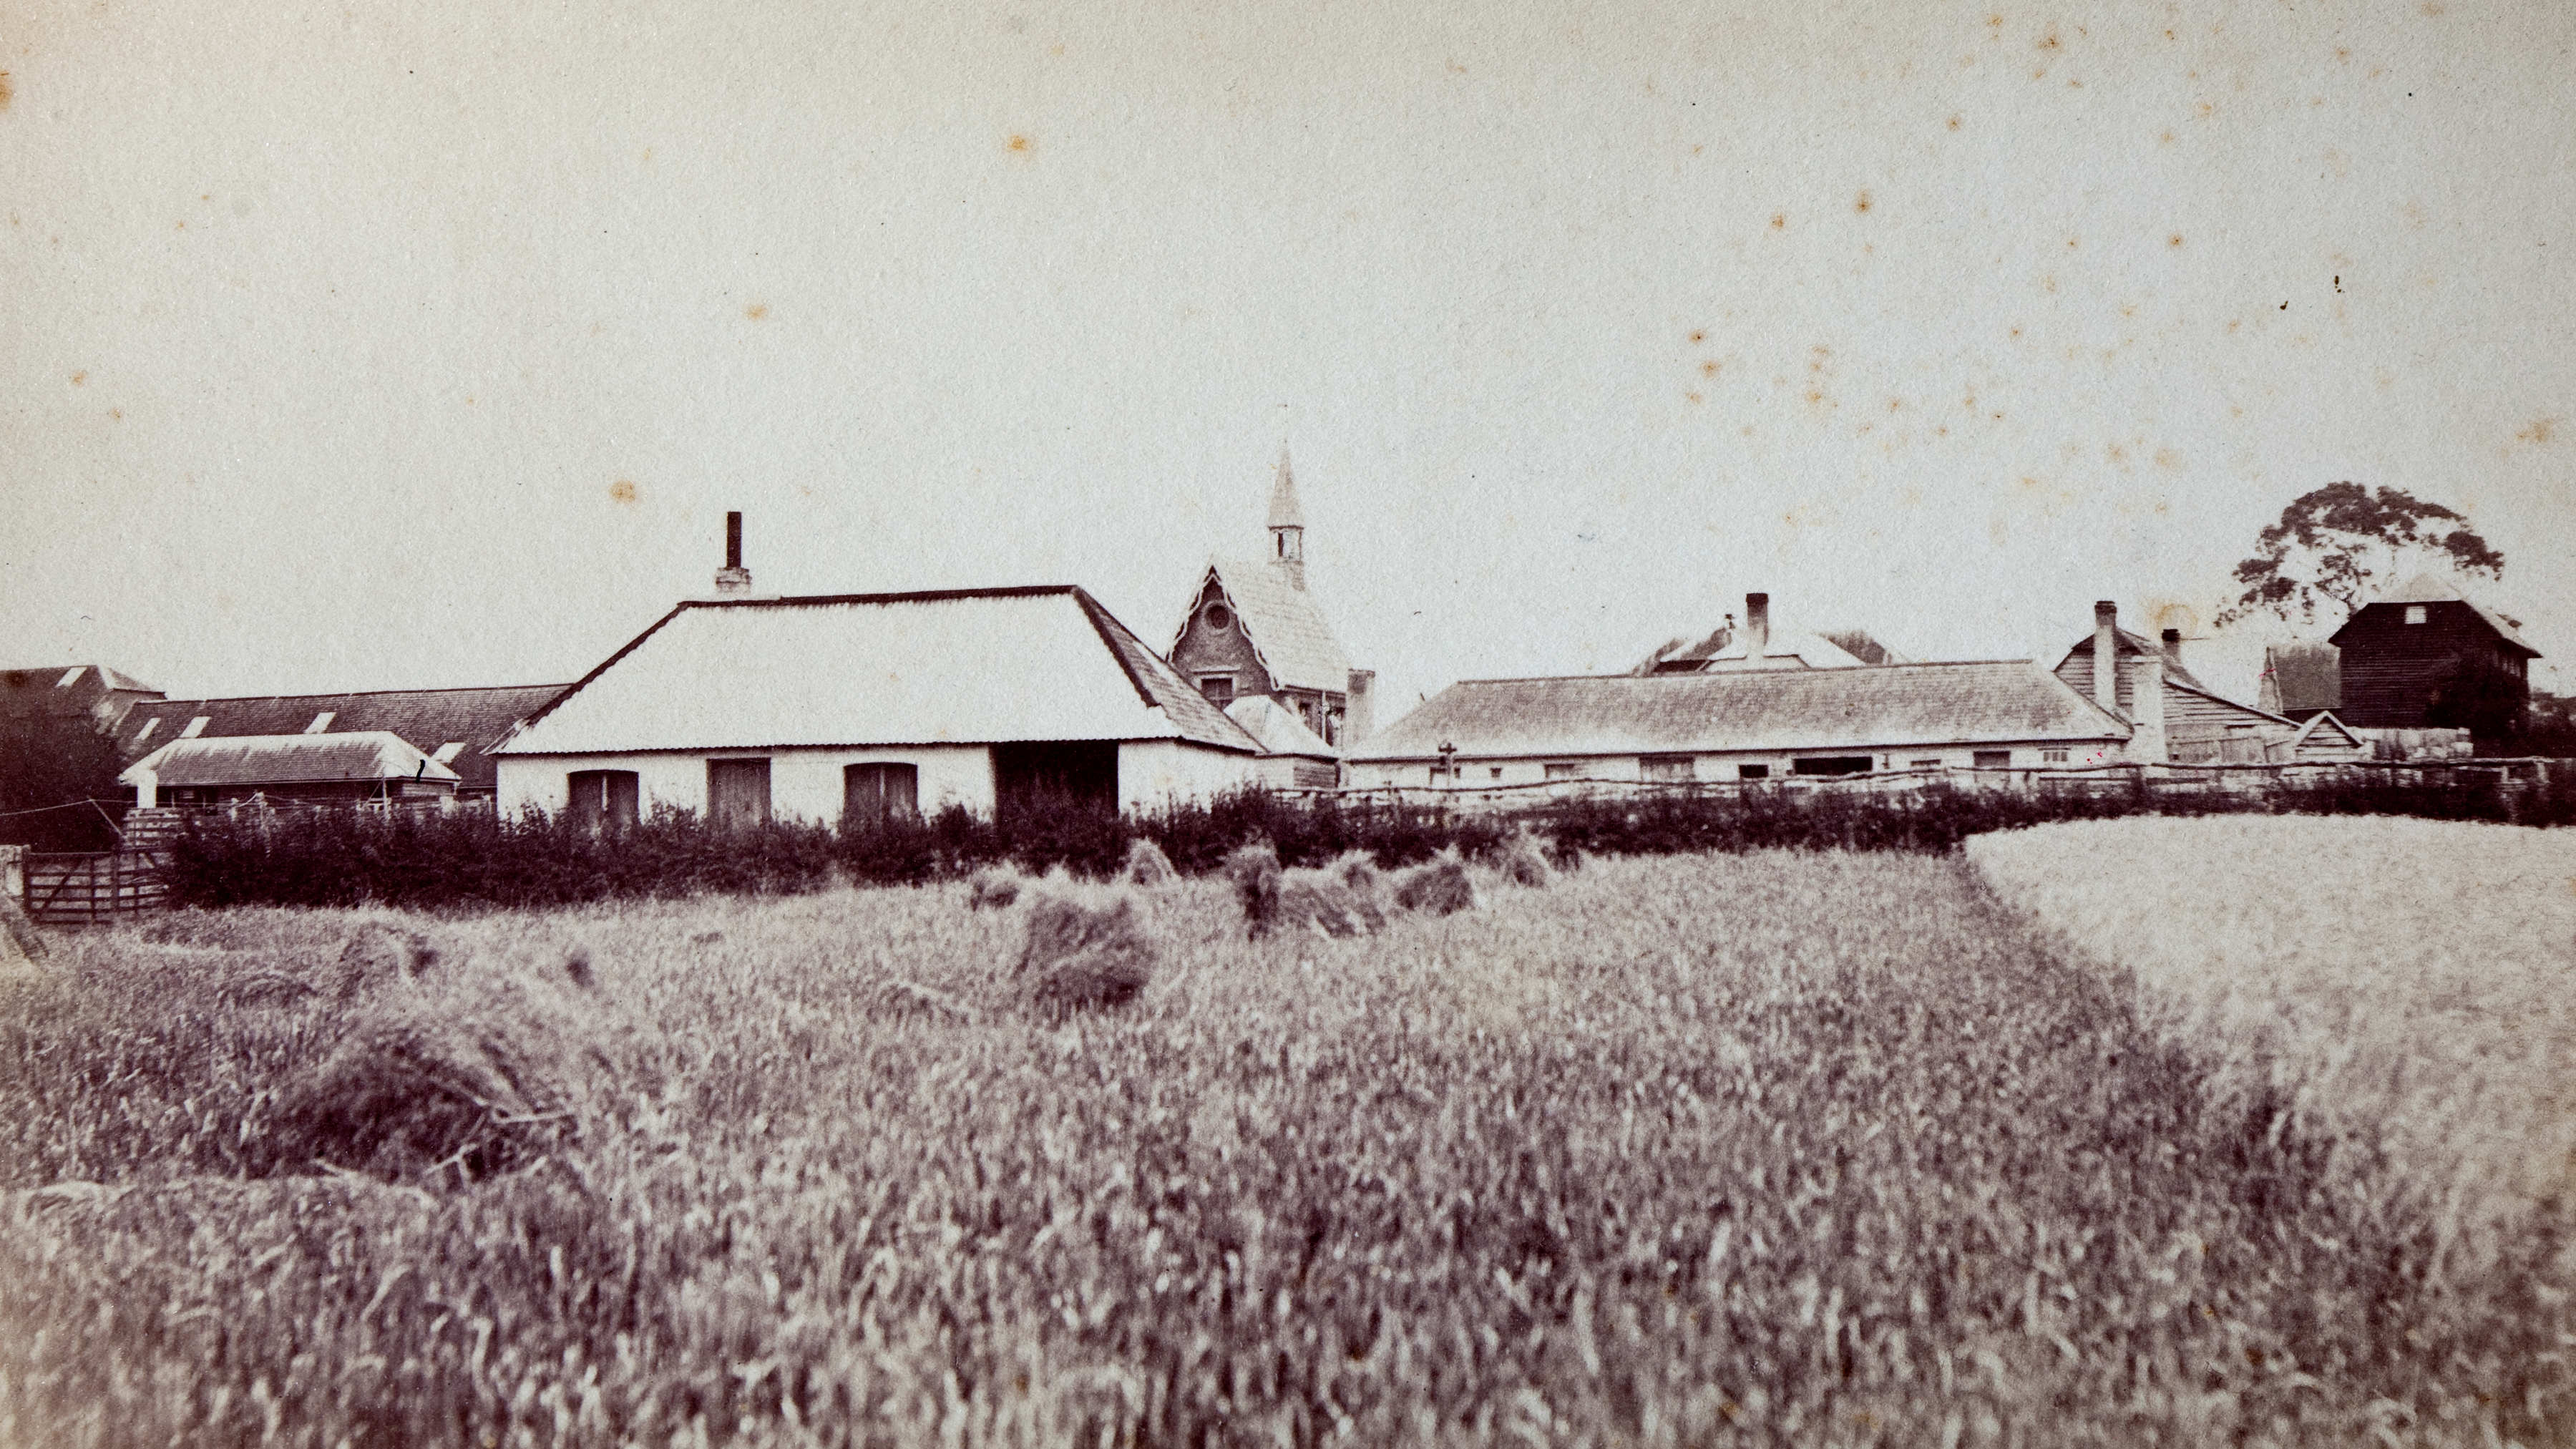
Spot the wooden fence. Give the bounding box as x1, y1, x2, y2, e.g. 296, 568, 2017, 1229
19, 849, 169, 927
1320, 757, 2562, 811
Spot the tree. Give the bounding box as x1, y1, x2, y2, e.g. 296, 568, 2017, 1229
2216, 482, 2504, 628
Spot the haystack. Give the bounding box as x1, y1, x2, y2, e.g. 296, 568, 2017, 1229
1115, 836, 1179, 887
263, 945, 643, 1185
967, 866, 1025, 910
1495, 829, 1553, 888
1222, 841, 1379, 938
1016, 889, 1155, 1013
1394, 854, 1478, 916
322, 923, 440, 999
1325, 850, 1391, 932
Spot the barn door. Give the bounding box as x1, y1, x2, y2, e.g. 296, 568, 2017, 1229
842, 762, 919, 829
706, 758, 772, 830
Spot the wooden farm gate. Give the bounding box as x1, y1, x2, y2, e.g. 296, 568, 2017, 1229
21, 851, 168, 927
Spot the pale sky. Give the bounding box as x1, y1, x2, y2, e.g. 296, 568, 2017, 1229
5, 0, 2570, 716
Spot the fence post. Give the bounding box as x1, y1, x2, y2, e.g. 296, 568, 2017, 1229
0, 844, 21, 904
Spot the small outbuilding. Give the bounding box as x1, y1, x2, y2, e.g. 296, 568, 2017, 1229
1222, 695, 1341, 789
121, 732, 464, 806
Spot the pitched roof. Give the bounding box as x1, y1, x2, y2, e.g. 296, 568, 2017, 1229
499, 586, 1258, 758
2340, 572, 2539, 654
2054, 628, 2210, 693
1, 664, 163, 721
1180, 560, 1355, 695
1224, 694, 1339, 761
1640, 626, 1868, 673
1351, 661, 2130, 762
2287, 711, 2366, 753
120, 732, 462, 789
2260, 641, 2343, 715
115, 684, 566, 794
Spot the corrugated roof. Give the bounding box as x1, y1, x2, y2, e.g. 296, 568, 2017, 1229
1352, 661, 2130, 762
116, 683, 565, 793
2346, 572, 2540, 654
499, 586, 1258, 758
120, 732, 462, 789
2260, 641, 2342, 715
1224, 694, 1339, 760
1179, 560, 1355, 695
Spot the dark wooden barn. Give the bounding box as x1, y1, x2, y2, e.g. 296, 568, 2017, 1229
2326, 575, 2538, 736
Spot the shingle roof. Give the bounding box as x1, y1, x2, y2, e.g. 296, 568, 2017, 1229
119, 732, 462, 789
499, 586, 1258, 758
1223, 694, 1338, 761
1351, 661, 2130, 762
2260, 641, 2342, 715
116, 684, 566, 794
1180, 561, 1354, 695
2344, 572, 2540, 655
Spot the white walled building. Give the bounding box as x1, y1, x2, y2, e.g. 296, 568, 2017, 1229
1345, 659, 2133, 788
494, 582, 1264, 826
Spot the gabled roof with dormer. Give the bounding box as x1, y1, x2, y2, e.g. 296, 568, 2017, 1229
1176, 560, 1355, 696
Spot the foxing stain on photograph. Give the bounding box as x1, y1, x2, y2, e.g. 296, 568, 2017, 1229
1, 2, 2571, 1445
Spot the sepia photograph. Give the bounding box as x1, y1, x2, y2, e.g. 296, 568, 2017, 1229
3, 1, 2572, 1443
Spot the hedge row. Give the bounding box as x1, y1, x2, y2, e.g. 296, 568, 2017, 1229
159, 769, 2573, 912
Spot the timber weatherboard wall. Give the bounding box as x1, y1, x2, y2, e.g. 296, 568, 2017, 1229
2328, 599, 2534, 729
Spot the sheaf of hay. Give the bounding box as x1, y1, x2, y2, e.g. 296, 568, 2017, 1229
262, 945, 643, 1186
1016, 888, 1156, 1013
1393, 854, 1478, 917
1323, 850, 1390, 933
967, 866, 1026, 910
1222, 841, 1378, 938
1115, 836, 1179, 887
1494, 829, 1553, 888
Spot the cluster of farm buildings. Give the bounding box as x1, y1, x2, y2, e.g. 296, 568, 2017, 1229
5, 454, 2545, 830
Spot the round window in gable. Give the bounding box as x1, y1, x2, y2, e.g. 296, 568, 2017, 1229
1202, 603, 1234, 633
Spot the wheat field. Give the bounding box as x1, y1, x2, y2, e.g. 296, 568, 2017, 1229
0, 849, 2565, 1446
1967, 815, 2576, 1289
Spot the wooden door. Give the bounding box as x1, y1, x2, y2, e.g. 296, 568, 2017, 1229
706, 758, 772, 830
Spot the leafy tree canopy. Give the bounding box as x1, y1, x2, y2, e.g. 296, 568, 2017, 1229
2217, 482, 2503, 628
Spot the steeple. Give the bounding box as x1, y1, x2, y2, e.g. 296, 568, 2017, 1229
1267, 445, 1307, 590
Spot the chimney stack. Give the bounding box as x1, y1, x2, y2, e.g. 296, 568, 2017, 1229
1342, 668, 1375, 753
1744, 593, 1771, 663
714, 512, 753, 596
2160, 628, 2184, 671
2092, 601, 2119, 713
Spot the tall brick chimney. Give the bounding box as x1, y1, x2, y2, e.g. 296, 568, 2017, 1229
714, 512, 753, 596
1342, 668, 1375, 752
1743, 593, 1771, 663
2091, 602, 2118, 714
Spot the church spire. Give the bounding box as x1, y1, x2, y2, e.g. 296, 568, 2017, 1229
1267, 444, 1307, 590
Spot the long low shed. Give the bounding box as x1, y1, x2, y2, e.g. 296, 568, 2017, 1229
1344, 660, 2135, 786
494, 585, 1266, 826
